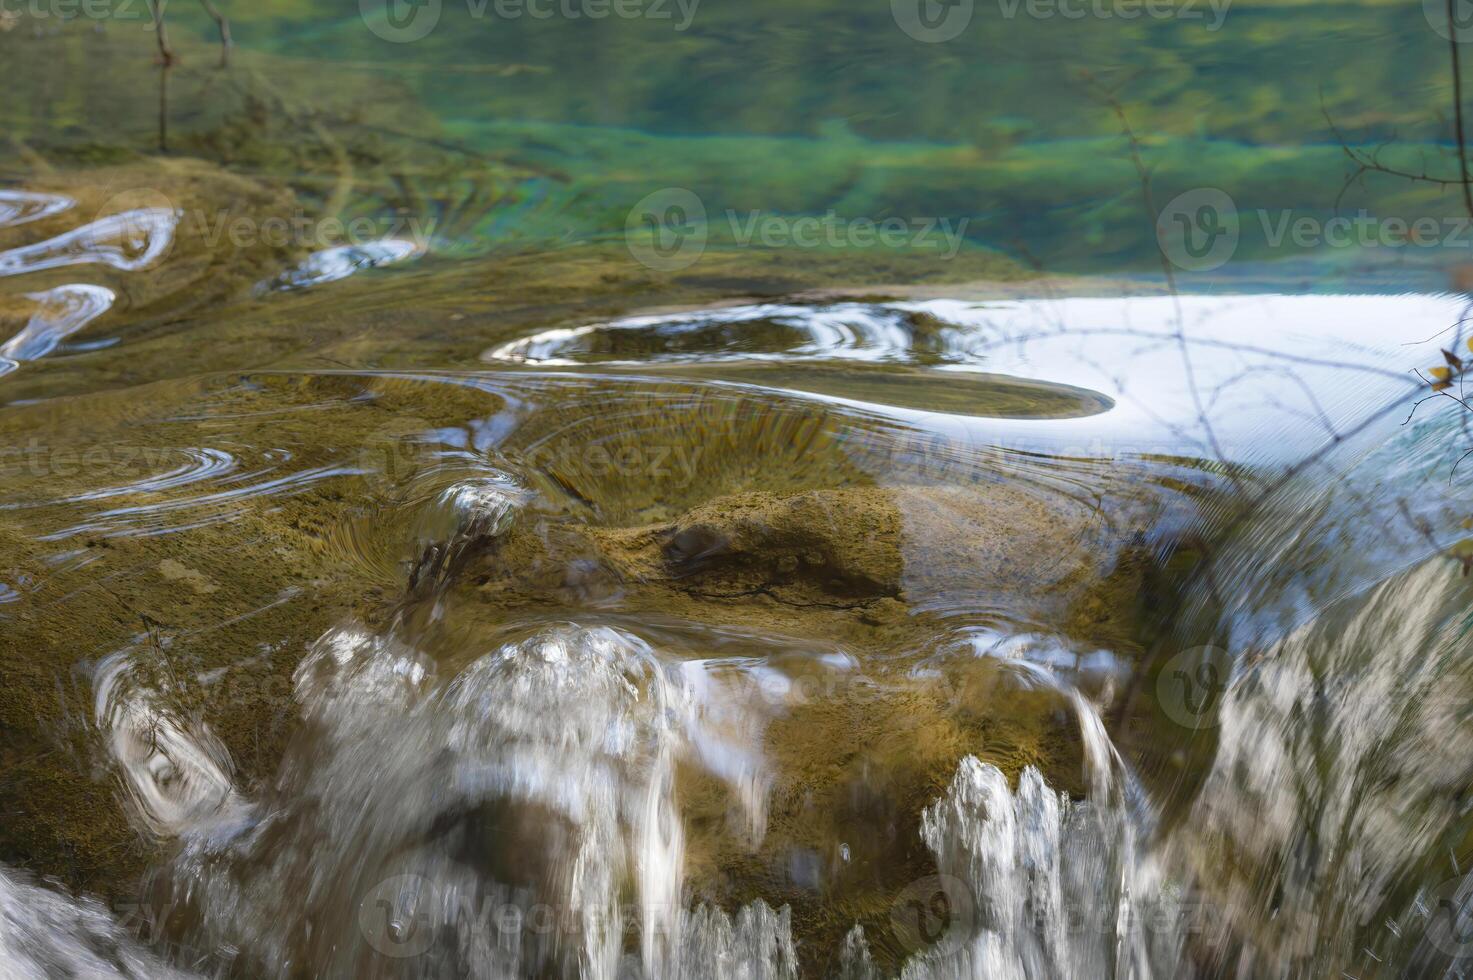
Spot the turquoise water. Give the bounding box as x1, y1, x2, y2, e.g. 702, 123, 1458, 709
6, 0, 1472, 280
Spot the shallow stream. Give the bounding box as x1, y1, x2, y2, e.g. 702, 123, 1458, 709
3, 4, 1473, 978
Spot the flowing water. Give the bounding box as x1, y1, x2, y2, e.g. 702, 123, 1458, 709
3, 2, 1473, 979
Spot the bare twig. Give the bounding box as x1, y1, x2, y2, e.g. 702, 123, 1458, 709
1321, 5, 1473, 224
148, 0, 233, 69
198, 0, 232, 67
148, 0, 173, 67
1083, 73, 1242, 492
157, 61, 170, 154
1448, 0, 1473, 217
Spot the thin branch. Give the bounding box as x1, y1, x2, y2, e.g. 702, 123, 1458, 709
1449, 0, 1473, 218
968, 323, 1416, 384
148, 0, 173, 67
198, 0, 232, 68
1085, 75, 1242, 492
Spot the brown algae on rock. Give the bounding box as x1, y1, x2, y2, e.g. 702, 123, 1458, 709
0, 133, 1180, 972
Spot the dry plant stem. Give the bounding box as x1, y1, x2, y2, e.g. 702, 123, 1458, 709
1449, 0, 1473, 218
149, 0, 233, 68
1326, 1, 1473, 221
1079, 74, 1458, 730
1085, 77, 1241, 495
199, 0, 232, 67
157, 63, 170, 154
149, 0, 173, 66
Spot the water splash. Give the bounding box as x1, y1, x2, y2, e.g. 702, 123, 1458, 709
0, 867, 196, 980
407, 475, 529, 595
677, 901, 798, 979
92, 652, 250, 840
144, 618, 783, 978
837, 759, 1181, 980
1174, 558, 1473, 974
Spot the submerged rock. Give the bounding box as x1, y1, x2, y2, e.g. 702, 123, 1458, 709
465, 482, 1148, 652
0, 221, 1173, 975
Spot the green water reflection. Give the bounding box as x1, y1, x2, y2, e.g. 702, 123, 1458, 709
2, 0, 1468, 283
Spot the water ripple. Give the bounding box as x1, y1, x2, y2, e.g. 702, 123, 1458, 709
41, 464, 363, 540
0, 284, 116, 368
483, 302, 975, 366
260, 239, 422, 292
0, 189, 74, 228
93, 652, 249, 840
484, 294, 1461, 457
0, 208, 177, 276
57, 447, 238, 503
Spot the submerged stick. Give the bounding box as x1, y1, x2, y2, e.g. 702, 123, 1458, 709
149, 0, 173, 67
148, 0, 233, 69
158, 63, 170, 153
198, 0, 232, 67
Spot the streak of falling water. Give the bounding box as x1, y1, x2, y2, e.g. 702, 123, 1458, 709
0, 867, 194, 980
1163, 558, 1473, 977
138, 620, 797, 979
